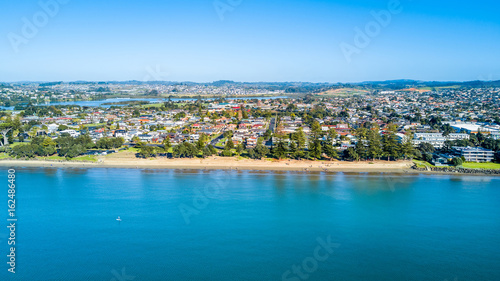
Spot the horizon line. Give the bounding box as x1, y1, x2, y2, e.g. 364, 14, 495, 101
2, 79, 500, 84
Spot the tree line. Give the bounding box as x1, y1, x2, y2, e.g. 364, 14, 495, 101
138, 123, 417, 162
9, 135, 124, 159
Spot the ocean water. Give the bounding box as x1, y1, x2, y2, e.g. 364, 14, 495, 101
1, 168, 499, 281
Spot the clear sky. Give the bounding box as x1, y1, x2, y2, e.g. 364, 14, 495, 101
1, 0, 500, 83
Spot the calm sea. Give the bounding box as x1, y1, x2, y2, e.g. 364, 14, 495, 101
1, 168, 499, 280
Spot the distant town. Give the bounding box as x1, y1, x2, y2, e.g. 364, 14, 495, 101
1, 80, 499, 170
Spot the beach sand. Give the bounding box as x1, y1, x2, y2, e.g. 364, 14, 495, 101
2, 153, 498, 176
0, 151, 414, 173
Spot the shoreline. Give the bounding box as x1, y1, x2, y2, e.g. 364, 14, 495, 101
0, 157, 498, 176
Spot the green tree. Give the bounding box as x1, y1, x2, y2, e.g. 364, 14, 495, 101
37, 144, 56, 156
441, 123, 454, 137
400, 132, 416, 160
322, 142, 338, 160
202, 146, 213, 158
58, 125, 69, 131
56, 135, 87, 158
111, 137, 124, 149
327, 128, 338, 143
208, 144, 218, 155
196, 137, 205, 151
76, 134, 95, 149
225, 138, 234, 150
344, 147, 360, 161
163, 137, 172, 151
65, 144, 87, 158
272, 140, 288, 160
263, 129, 272, 140
418, 142, 435, 154
450, 157, 463, 167
251, 143, 269, 159
236, 144, 244, 155
139, 145, 157, 158
311, 121, 322, 138
308, 139, 322, 159
292, 127, 307, 150
355, 140, 367, 161
10, 144, 37, 158
382, 124, 400, 161
367, 129, 383, 160
172, 142, 198, 158
355, 127, 369, 140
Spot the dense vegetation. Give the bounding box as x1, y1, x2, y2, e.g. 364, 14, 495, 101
9, 135, 124, 159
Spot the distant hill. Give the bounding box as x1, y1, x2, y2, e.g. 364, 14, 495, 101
3, 80, 500, 92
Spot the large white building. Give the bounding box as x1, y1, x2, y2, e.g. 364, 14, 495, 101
413, 133, 469, 148
446, 122, 500, 135
453, 147, 495, 163
60, 129, 80, 138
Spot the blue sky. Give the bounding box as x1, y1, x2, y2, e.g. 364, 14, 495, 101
1, 0, 500, 82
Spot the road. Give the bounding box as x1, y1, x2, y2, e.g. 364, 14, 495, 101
210, 133, 224, 149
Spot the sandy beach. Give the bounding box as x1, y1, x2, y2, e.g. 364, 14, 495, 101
1, 153, 499, 176
0, 151, 415, 173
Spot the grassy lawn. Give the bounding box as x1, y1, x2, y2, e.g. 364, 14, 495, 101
141, 103, 163, 108
45, 155, 65, 161
40, 155, 97, 162
413, 160, 435, 168
0, 153, 10, 160
73, 155, 98, 162
216, 138, 227, 147
127, 147, 140, 153
462, 162, 500, 170
9, 142, 25, 148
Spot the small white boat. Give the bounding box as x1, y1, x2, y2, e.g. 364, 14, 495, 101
116, 216, 122, 222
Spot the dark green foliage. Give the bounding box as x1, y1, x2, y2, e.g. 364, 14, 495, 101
322, 142, 338, 159
96, 137, 124, 149
10, 144, 37, 159
58, 125, 69, 131
263, 129, 272, 140
223, 130, 234, 139
172, 142, 198, 158
355, 141, 367, 160
418, 142, 435, 154
272, 141, 288, 159
422, 152, 433, 163
225, 138, 234, 150
308, 139, 322, 159
248, 143, 269, 159
202, 146, 213, 158
139, 145, 157, 158
344, 147, 359, 161
56, 135, 91, 158
382, 124, 401, 161
450, 157, 463, 167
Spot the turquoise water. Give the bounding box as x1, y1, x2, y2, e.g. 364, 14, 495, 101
0, 96, 289, 110
2, 168, 500, 280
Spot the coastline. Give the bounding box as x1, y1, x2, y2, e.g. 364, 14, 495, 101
0, 155, 498, 176
0, 157, 409, 172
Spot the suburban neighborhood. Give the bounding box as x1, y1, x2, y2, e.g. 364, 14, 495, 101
1, 81, 499, 170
